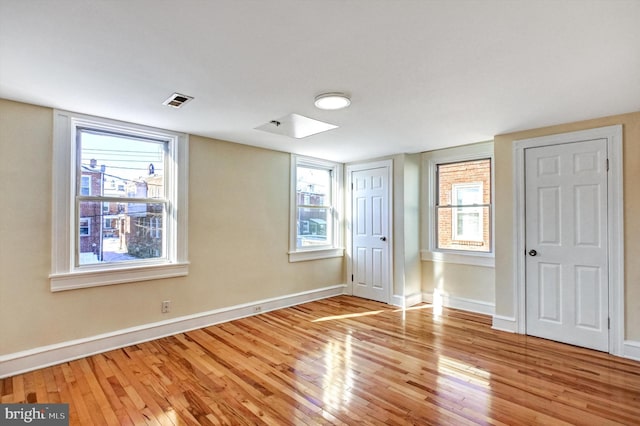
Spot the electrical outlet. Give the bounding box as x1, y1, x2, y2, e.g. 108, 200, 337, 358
161, 300, 171, 313
253, 306, 262, 313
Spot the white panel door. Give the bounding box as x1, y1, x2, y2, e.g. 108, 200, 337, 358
525, 138, 609, 351
351, 166, 390, 303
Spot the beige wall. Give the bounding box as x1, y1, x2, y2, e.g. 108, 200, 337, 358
422, 262, 495, 304
402, 154, 422, 301
391, 154, 422, 302
0, 99, 344, 355
494, 111, 640, 341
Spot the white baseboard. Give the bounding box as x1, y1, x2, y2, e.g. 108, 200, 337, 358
447, 295, 495, 315
390, 292, 424, 308
492, 315, 517, 333
390, 294, 403, 307
623, 340, 640, 362
488, 323, 640, 362
0, 284, 346, 379
422, 291, 494, 316
405, 292, 424, 307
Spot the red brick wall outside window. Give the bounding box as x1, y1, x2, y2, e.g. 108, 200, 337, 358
436, 159, 491, 252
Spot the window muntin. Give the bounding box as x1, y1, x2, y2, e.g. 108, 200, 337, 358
436, 159, 491, 253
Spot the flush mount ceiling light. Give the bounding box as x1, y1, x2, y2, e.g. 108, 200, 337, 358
314, 92, 351, 110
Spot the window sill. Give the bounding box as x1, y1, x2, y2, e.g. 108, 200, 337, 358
421, 250, 494, 268
288, 248, 344, 263
49, 262, 190, 292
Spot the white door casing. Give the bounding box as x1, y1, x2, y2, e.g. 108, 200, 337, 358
513, 125, 624, 356
347, 161, 392, 304
525, 139, 608, 351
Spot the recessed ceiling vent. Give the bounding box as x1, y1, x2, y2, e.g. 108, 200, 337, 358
162, 93, 193, 108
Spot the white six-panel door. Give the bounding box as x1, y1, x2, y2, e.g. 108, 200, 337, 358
351, 165, 390, 303
525, 138, 609, 352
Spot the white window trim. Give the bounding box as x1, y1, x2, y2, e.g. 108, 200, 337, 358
289, 155, 344, 262
50, 110, 189, 292
421, 142, 495, 267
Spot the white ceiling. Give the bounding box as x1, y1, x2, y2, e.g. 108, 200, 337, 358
1, 0, 639, 163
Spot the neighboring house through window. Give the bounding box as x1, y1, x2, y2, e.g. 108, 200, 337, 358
437, 159, 490, 252
50, 110, 189, 291
289, 155, 343, 262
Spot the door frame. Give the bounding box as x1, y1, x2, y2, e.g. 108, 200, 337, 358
345, 159, 393, 303
513, 125, 623, 356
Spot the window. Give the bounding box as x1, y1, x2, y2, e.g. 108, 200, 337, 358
51, 110, 189, 291
150, 216, 162, 239
423, 143, 494, 267
79, 218, 90, 236
80, 175, 91, 195
289, 155, 343, 262
436, 159, 490, 252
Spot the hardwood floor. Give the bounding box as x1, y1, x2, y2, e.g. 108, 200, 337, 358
2, 296, 640, 425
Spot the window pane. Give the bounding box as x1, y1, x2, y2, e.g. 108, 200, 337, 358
296, 166, 330, 206
78, 201, 164, 265
297, 207, 329, 248
437, 206, 490, 252
79, 129, 165, 199
454, 184, 482, 205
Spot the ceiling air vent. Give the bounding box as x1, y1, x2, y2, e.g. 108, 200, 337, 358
162, 93, 193, 108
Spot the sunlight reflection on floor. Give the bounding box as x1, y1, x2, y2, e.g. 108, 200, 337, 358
309, 301, 490, 418
164, 408, 178, 425
438, 355, 491, 386
437, 354, 491, 418
312, 302, 447, 413
312, 310, 385, 322
313, 303, 436, 323
322, 334, 354, 412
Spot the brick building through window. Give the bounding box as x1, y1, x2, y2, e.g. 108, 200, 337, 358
436, 159, 491, 252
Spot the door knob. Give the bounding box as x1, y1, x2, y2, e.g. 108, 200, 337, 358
528, 249, 537, 256
380, 236, 387, 241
